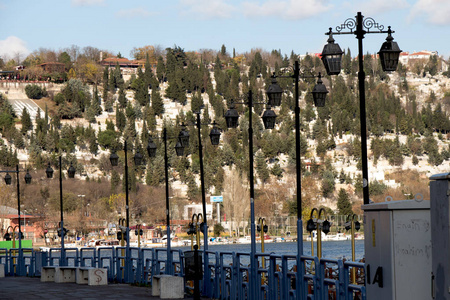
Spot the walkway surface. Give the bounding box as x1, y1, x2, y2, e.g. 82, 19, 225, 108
0, 276, 209, 300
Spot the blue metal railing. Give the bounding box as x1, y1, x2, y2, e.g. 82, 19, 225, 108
0, 246, 365, 300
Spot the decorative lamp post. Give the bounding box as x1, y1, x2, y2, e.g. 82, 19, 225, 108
266, 60, 329, 299
193, 111, 221, 297
109, 141, 143, 282
147, 128, 185, 275
45, 156, 76, 266
1, 165, 32, 275
224, 90, 276, 297
322, 12, 401, 205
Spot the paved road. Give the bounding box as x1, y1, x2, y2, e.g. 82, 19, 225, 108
0, 277, 208, 300
8, 98, 45, 120
0, 88, 45, 120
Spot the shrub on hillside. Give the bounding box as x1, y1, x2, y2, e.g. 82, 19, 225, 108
25, 84, 47, 99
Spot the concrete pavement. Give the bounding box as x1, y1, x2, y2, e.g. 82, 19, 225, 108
0, 276, 209, 300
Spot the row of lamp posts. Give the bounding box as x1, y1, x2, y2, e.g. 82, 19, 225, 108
0, 165, 31, 275
221, 11, 401, 298
1, 157, 76, 271
108, 116, 220, 284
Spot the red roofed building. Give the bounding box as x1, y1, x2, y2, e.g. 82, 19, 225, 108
0, 205, 43, 242
100, 57, 144, 69
40, 62, 66, 73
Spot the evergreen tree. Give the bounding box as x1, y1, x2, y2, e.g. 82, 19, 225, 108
115, 105, 126, 131
134, 68, 149, 106
191, 91, 203, 113
156, 56, 165, 82
85, 106, 97, 123
20, 107, 32, 134
151, 88, 164, 116
255, 151, 270, 185
91, 85, 102, 115
221, 44, 227, 56
118, 87, 127, 108
337, 188, 353, 215
102, 66, 109, 92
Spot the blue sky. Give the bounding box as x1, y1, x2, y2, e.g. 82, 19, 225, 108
0, 0, 449, 62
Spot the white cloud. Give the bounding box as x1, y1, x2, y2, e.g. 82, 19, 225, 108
242, 0, 332, 20
116, 8, 154, 18
354, 0, 409, 15
409, 0, 450, 25
179, 0, 236, 19
71, 0, 105, 6
0, 36, 30, 61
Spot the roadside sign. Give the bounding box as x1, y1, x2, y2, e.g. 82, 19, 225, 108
210, 196, 223, 203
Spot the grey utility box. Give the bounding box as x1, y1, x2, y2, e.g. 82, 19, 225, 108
430, 173, 450, 300
362, 198, 431, 300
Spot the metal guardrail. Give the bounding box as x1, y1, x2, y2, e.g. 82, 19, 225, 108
0, 247, 365, 300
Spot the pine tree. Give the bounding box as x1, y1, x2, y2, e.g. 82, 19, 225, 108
156, 56, 165, 82
91, 85, 102, 115
20, 107, 32, 134
337, 188, 353, 216
102, 66, 109, 92
191, 91, 204, 113
134, 68, 149, 106
118, 87, 127, 108
115, 105, 126, 131
151, 88, 164, 116
255, 151, 270, 185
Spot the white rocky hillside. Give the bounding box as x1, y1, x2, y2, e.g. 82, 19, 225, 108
2, 69, 450, 207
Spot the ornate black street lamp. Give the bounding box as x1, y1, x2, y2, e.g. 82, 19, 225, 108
266, 63, 328, 298
146, 127, 186, 275
1, 165, 31, 275
224, 90, 276, 297
322, 12, 401, 205
45, 156, 75, 266
193, 112, 221, 297
109, 140, 143, 282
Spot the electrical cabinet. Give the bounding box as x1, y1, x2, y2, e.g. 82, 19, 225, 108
430, 172, 450, 300
363, 199, 431, 300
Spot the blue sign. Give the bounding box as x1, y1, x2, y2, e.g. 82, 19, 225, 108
210, 196, 223, 203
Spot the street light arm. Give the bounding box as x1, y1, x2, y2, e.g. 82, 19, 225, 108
325, 14, 394, 36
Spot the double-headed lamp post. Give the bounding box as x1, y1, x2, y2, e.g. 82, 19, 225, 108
1, 165, 32, 275
321, 12, 401, 205
265, 61, 328, 298
224, 79, 327, 297
45, 157, 76, 266
109, 140, 143, 282
146, 126, 188, 275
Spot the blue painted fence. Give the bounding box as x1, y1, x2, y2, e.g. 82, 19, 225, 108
0, 247, 365, 300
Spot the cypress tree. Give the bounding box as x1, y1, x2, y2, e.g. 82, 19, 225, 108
337, 188, 353, 216
156, 56, 165, 82
151, 88, 164, 116
20, 107, 32, 134
118, 87, 127, 108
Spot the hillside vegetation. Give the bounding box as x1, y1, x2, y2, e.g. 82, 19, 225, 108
0, 45, 449, 233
